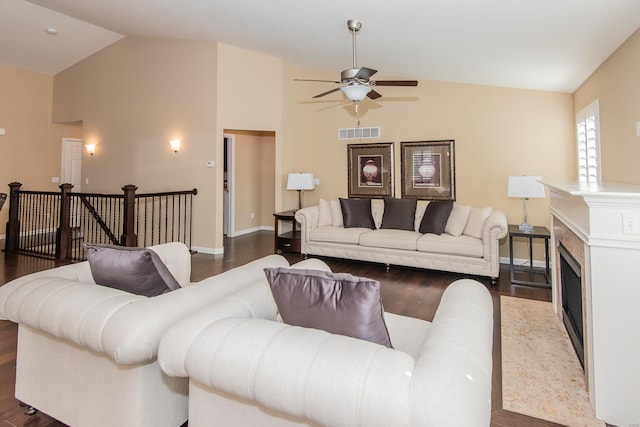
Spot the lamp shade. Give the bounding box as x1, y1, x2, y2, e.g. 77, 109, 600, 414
340, 84, 371, 101
287, 173, 315, 191
507, 176, 545, 198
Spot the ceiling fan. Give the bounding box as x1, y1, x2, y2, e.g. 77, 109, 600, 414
295, 19, 418, 109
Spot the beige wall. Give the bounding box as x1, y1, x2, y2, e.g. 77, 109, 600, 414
282, 63, 576, 258
215, 44, 282, 248
52, 38, 219, 250
0, 66, 82, 235
574, 28, 640, 185
229, 130, 275, 233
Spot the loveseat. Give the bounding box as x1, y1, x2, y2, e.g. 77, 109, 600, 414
296, 198, 508, 283
0, 242, 294, 427
158, 256, 494, 427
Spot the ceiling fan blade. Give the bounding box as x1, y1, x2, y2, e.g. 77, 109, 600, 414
313, 87, 342, 98
367, 89, 382, 100
295, 78, 341, 83
354, 67, 378, 81
372, 80, 419, 87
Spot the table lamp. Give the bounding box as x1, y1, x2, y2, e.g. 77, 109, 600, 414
508, 176, 545, 231
287, 173, 315, 210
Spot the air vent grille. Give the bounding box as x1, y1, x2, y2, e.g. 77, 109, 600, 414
338, 127, 380, 140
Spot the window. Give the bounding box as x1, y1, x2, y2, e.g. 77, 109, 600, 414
575, 100, 601, 186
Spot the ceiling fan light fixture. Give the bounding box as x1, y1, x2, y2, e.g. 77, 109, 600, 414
341, 84, 371, 101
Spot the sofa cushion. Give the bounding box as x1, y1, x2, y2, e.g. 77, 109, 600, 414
444, 204, 471, 237
416, 233, 484, 257
371, 199, 384, 229
359, 229, 419, 251
381, 198, 417, 231
418, 200, 454, 234
263, 267, 392, 347
329, 199, 343, 227
318, 198, 333, 226
463, 207, 492, 239
309, 226, 370, 245
340, 198, 375, 229
84, 244, 180, 297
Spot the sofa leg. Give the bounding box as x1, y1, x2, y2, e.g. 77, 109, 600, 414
491, 277, 497, 285
25, 406, 38, 416
385, 264, 390, 272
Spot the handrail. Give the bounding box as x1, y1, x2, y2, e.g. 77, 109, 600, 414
5, 182, 197, 261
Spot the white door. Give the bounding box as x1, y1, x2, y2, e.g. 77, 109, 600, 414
61, 138, 83, 191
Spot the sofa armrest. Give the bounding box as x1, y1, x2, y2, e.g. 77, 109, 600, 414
481, 210, 508, 273
410, 279, 494, 426
295, 206, 320, 253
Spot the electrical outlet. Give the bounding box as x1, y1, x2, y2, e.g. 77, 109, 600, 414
250, 212, 255, 219
622, 212, 640, 234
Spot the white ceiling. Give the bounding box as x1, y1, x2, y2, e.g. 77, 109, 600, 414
2, 0, 639, 93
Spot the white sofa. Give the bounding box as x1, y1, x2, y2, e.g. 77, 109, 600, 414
158, 256, 494, 427
0, 242, 293, 427
295, 199, 508, 283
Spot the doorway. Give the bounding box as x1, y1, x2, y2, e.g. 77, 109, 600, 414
61, 138, 83, 191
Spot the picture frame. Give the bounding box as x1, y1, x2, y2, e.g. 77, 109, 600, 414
347, 142, 394, 198
400, 140, 456, 200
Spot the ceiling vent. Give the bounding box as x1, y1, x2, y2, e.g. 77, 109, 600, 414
338, 127, 380, 140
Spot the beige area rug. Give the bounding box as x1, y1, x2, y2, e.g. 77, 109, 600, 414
501, 296, 605, 427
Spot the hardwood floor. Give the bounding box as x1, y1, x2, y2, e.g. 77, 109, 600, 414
0, 232, 566, 426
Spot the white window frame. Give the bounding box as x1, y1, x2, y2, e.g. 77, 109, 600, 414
575, 100, 601, 186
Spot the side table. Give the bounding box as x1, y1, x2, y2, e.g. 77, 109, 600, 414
508, 224, 551, 288
273, 210, 301, 253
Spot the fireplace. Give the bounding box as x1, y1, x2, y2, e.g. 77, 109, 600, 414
558, 243, 583, 368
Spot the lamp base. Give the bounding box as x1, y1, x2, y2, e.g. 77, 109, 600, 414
519, 223, 534, 231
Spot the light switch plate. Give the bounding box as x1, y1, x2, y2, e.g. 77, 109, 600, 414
636, 121, 640, 137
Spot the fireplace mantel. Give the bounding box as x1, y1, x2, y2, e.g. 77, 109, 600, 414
543, 181, 640, 426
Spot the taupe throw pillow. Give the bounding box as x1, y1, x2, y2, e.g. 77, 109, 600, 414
264, 267, 392, 347
84, 244, 180, 297
380, 198, 417, 231
419, 200, 454, 235
339, 198, 376, 229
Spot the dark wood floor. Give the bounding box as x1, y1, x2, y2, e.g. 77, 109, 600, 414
0, 232, 568, 427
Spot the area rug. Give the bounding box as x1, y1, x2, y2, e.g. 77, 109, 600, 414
500, 296, 605, 427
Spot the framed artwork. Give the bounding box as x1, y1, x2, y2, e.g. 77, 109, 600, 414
400, 140, 455, 200
347, 142, 394, 198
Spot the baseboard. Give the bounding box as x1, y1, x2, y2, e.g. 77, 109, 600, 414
229, 225, 274, 238
191, 246, 224, 255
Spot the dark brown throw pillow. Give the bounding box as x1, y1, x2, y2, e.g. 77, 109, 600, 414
84, 244, 180, 297
339, 198, 376, 229
264, 267, 392, 347
380, 198, 417, 231
419, 200, 454, 235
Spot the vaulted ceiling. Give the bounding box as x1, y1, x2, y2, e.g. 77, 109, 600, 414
2, 0, 639, 93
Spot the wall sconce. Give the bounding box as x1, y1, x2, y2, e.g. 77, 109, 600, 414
169, 139, 181, 153
85, 143, 96, 156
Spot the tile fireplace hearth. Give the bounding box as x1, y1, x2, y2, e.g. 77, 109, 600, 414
544, 181, 640, 427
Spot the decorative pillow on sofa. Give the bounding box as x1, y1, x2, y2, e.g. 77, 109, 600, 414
380, 198, 417, 231
418, 200, 454, 234
444, 204, 471, 237
263, 267, 392, 347
329, 199, 344, 227
318, 198, 333, 226
339, 198, 376, 229
84, 244, 180, 297
463, 207, 493, 239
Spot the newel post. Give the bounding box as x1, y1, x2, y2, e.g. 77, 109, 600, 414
120, 184, 138, 247
5, 182, 22, 253
55, 183, 74, 260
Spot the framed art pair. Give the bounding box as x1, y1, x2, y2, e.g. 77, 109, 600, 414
347, 140, 456, 200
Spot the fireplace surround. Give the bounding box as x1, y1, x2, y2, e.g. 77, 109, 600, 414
545, 181, 640, 427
